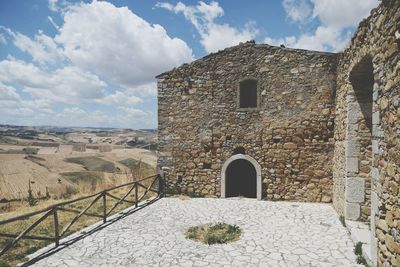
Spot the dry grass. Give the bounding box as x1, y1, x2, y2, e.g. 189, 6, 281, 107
0, 178, 158, 267
64, 157, 115, 173
0, 143, 158, 266
0, 146, 157, 201
118, 158, 155, 179
185, 223, 242, 245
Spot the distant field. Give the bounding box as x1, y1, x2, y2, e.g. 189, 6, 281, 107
119, 158, 155, 177
0, 127, 158, 266
0, 147, 157, 201
0, 154, 74, 201
65, 156, 115, 172
61, 171, 104, 192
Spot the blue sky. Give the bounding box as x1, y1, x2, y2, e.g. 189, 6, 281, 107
0, 0, 379, 129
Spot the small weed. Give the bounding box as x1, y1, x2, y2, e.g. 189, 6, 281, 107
185, 223, 241, 245
339, 215, 346, 227
186, 191, 204, 198
25, 246, 39, 255
26, 182, 38, 206
61, 185, 79, 199
0, 259, 12, 267
354, 242, 371, 267
45, 187, 51, 199
354, 242, 362, 255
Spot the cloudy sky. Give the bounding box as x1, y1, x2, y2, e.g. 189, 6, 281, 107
0, 0, 379, 129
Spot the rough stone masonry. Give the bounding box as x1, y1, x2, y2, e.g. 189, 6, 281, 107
157, 0, 399, 266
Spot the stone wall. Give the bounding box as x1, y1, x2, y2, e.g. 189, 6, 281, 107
333, 0, 400, 265
158, 43, 337, 202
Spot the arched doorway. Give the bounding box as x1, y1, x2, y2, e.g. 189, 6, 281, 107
226, 159, 256, 198
345, 56, 374, 222
221, 154, 262, 200
345, 55, 380, 267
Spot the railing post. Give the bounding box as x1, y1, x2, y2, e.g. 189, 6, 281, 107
102, 191, 107, 223
158, 173, 165, 197
163, 171, 166, 197
53, 208, 59, 247
135, 181, 138, 208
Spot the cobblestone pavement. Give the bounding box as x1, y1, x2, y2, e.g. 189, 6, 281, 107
30, 198, 362, 267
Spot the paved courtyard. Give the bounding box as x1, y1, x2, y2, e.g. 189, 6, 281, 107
30, 198, 361, 267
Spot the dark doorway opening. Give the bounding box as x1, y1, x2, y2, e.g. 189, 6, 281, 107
350, 56, 373, 132
346, 56, 374, 222
225, 159, 256, 198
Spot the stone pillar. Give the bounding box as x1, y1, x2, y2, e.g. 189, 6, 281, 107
370, 82, 381, 267
345, 94, 366, 221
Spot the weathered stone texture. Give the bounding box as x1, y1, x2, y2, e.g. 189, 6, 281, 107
158, 43, 337, 202
157, 1, 399, 265
333, 0, 400, 265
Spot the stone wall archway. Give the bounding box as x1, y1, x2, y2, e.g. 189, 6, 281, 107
345, 55, 380, 266
221, 154, 262, 200
345, 55, 377, 222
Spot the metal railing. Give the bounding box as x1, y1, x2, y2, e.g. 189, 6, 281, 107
0, 173, 165, 257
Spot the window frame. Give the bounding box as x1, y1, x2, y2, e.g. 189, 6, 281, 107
237, 77, 260, 111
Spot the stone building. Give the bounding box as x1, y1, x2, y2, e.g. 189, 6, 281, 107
157, 1, 399, 266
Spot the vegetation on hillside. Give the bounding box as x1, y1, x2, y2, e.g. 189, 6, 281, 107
119, 158, 155, 178
65, 156, 115, 172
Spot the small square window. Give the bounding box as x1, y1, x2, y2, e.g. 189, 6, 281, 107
239, 80, 257, 108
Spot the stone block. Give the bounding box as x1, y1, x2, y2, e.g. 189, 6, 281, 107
346, 141, 360, 158
372, 111, 380, 125
371, 167, 379, 184
377, 219, 389, 232
371, 236, 378, 267
283, 142, 297, 149
346, 177, 365, 203
347, 157, 359, 173
371, 191, 379, 214
372, 140, 379, 154
346, 202, 360, 221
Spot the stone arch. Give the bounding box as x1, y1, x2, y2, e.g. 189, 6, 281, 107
346, 55, 379, 264
345, 55, 375, 221
221, 154, 262, 200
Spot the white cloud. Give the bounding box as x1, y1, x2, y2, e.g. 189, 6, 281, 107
267, 0, 379, 52
125, 81, 157, 98
0, 82, 21, 100
0, 85, 54, 119
0, 33, 6, 45
156, 1, 259, 53
120, 107, 148, 117
95, 91, 143, 106
0, 1, 194, 128
311, 0, 379, 29
55, 1, 193, 87
48, 0, 59, 12
201, 22, 258, 54
0, 59, 108, 104
282, 0, 313, 23
52, 107, 156, 128
62, 107, 86, 116
56, 108, 115, 127
119, 107, 156, 127
3, 27, 64, 65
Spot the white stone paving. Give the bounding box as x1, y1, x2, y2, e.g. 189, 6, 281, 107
30, 198, 362, 267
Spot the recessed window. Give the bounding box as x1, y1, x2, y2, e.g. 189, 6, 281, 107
239, 79, 257, 108
203, 162, 211, 169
